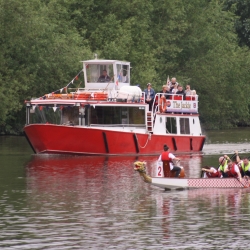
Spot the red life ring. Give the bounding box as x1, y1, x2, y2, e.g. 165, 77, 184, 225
159, 96, 167, 113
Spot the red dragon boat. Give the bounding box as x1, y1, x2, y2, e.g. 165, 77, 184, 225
24, 58, 205, 155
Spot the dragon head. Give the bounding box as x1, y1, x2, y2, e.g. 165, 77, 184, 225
134, 161, 147, 173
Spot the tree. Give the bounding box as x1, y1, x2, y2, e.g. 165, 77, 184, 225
0, 0, 92, 133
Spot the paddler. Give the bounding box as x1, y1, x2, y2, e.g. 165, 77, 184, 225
218, 155, 230, 177
225, 161, 242, 182
158, 144, 181, 177
237, 156, 250, 178
202, 166, 222, 178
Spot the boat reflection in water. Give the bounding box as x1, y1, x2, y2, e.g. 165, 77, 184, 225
24, 154, 202, 209
25, 154, 203, 191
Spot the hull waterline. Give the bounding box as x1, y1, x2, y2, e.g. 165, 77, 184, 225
151, 177, 250, 190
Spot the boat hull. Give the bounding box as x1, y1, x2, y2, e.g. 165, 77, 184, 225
152, 177, 250, 189
24, 124, 205, 155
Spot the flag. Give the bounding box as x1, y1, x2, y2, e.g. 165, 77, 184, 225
166, 75, 170, 87
116, 73, 121, 86
75, 71, 82, 81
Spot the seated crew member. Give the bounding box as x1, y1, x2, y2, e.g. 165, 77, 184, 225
218, 155, 230, 178
225, 161, 242, 182
158, 144, 181, 177
202, 166, 222, 178
238, 157, 250, 177
97, 70, 111, 82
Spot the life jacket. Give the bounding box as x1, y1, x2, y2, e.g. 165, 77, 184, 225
227, 163, 238, 178
161, 152, 173, 162
206, 170, 222, 178
219, 160, 228, 172
241, 162, 250, 172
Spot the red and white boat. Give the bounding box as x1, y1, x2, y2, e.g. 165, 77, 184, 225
24, 58, 205, 155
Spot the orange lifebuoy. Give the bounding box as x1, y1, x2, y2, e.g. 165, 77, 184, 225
45, 93, 73, 99
159, 96, 167, 113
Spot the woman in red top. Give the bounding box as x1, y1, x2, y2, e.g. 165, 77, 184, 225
202, 166, 222, 178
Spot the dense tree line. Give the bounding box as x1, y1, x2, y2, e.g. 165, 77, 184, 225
1, 0, 250, 133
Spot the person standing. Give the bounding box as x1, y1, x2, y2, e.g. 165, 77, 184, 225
176, 85, 185, 97
159, 85, 171, 99
143, 83, 155, 111
169, 77, 179, 91
185, 85, 192, 95
158, 144, 181, 177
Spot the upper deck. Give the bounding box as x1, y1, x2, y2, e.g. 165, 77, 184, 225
26, 58, 199, 114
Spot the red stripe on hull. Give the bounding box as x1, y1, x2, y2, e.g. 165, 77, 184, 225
24, 124, 205, 155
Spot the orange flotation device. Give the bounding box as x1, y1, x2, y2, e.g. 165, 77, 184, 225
45, 93, 73, 99
159, 96, 167, 113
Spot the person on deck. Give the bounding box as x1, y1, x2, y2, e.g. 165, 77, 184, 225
202, 166, 222, 178
185, 85, 192, 96
97, 70, 111, 82
158, 144, 181, 177
176, 85, 186, 99
218, 155, 230, 178
143, 83, 155, 111
159, 85, 171, 99
169, 77, 179, 92
171, 84, 178, 94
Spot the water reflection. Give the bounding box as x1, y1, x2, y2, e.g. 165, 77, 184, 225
16, 155, 250, 249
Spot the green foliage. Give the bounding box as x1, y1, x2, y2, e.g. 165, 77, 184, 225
1, 0, 250, 132
223, 0, 250, 47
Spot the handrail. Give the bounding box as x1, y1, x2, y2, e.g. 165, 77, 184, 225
89, 124, 146, 128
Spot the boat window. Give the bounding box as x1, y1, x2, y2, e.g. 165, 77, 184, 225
117, 64, 129, 83
30, 105, 62, 124
165, 117, 177, 134
62, 107, 79, 125
180, 118, 190, 134
89, 106, 145, 127
86, 64, 114, 83
29, 106, 80, 126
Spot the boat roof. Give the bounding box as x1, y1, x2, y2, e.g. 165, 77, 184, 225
80, 59, 130, 65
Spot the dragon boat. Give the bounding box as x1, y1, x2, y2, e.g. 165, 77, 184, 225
24, 57, 205, 155
134, 161, 250, 190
